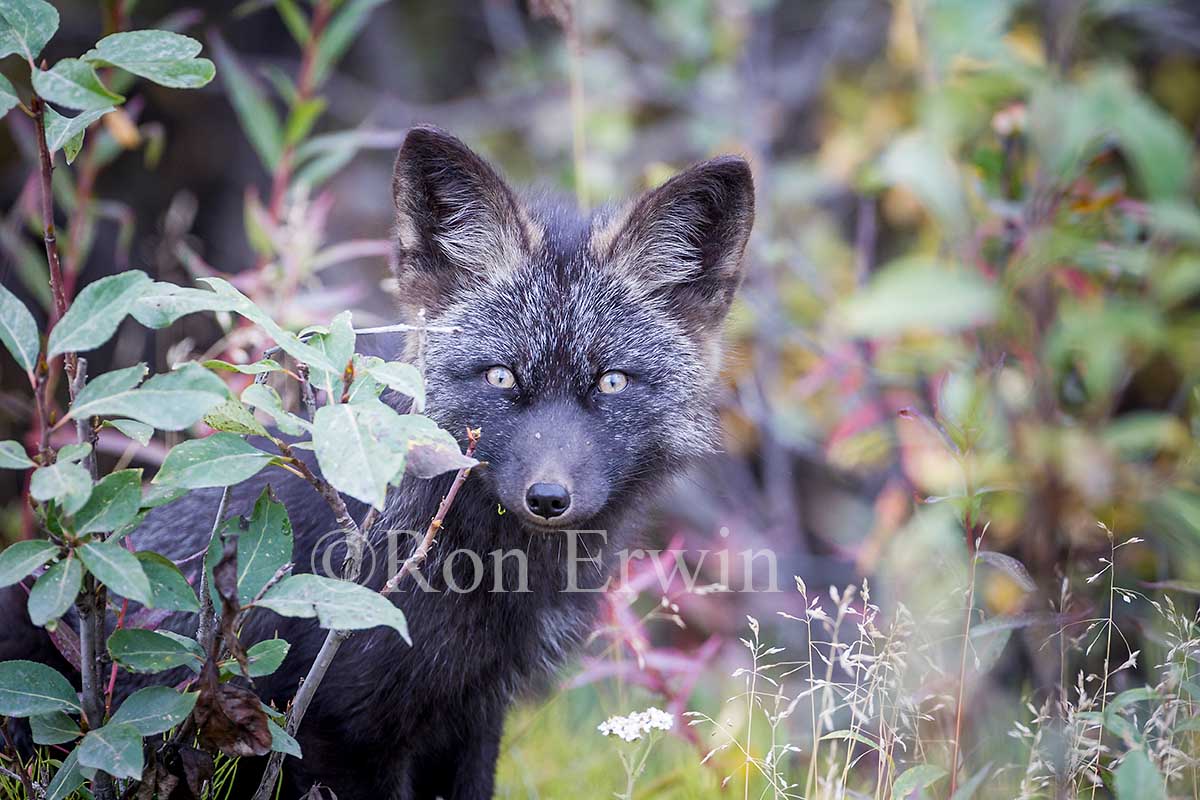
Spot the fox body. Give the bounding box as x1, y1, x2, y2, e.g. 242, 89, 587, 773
0, 127, 754, 799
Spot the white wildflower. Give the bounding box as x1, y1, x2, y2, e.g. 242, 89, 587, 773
597, 707, 675, 742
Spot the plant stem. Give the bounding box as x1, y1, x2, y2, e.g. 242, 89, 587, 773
196, 486, 232, 656
381, 429, 480, 595
949, 515, 981, 796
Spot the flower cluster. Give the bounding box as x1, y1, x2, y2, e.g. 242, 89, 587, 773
597, 707, 674, 742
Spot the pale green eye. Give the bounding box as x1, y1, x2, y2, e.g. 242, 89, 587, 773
485, 366, 516, 389
597, 370, 630, 394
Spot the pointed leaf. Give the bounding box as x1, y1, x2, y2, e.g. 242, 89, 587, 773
28, 555, 82, 626
32, 58, 124, 110
104, 418, 153, 445
204, 399, 269, 437
108, 628, 204, 673
110, 686, 198, 735
69, 362, 228, 431
0, 439, 34, 469
0, 280, 38, 372
42, 105, 115, 155
241, 382, 309, 435
313, 402, 406, 509
0, 660, 80, 716
210, 34, 282, 169
367, 360, 425, 407
221, 638, 290, 680
84, 30, 215, 89
135, 552, 199, 612
267, 717, 302, 757
78, 540, 152, 605
44, 748, 84, 800
154, 432, 274, 488
30, 710, 80, 744
47, 270, 151, 357
0, 0, 59, 62
72, 468, 142, 535
130, 282, 240, 328
78, 721, 144, 780
0, 539, 60, 587
30, 460, 92, 513
237, 488, 293, 605
257, 573, 410, 643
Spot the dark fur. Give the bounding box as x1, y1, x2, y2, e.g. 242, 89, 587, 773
0, 127, 754, 799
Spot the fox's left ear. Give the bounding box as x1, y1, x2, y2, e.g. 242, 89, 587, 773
591, 156, 754, 331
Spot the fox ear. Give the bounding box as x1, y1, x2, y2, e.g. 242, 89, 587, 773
590, 156, 754, 330
391, 126, 542, 312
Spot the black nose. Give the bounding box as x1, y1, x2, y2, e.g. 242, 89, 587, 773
525, 483, 571, 519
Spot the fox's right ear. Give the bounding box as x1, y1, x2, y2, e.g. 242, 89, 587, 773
391, 126, 542, 313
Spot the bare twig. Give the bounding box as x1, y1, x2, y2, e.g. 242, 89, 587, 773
196, 487, 232, 657
0, 719, 36, 800
382, 428, 481, 595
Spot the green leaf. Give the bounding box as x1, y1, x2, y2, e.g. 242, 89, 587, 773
110, 686, 198, 735
367, 360, 425, 408
313, 402, 408, 509
130, 281, 241, 328
72, 468, 142, 535
306, 310, 356, 398
104, 418, 153, 446
241, 383, 309, 435
47, 270, 151, 357
43, 105, 115, 156
108, 628, 204, 673
267, 717, 302, 757
44, 749, 85, 800
154, 432, 275, 488
0, 660, 80, 716
30, 710, 80, 744
0, 0, 59, 63
27, 555, 82, 626
56, 443, 91, 463
0, 71, 17, 116
313, 0, 386, 86
0, 539, 59, 587
30, 460, 93, 514
892, 764, 948, 799
257, 573, 410, 643
84, 30, 215, 88
211, 33, 283, 169
0, 280, 39, 372
78, 540, 152, 605
400, 414, 477, 478
222, 638, 290, 680
69, 362, 229, 431
204, 398, 269, 437
78, 721, 144, 780
32, 58, 124, 110
237, 488, 293, 605
1114, 749, 1166, 800
135, 552, 199, 612
197, 277, 339, 372
284, 96, 325, 146
0, 439, 34, 468
837, 258, 998, 337
204, 358, 283, 376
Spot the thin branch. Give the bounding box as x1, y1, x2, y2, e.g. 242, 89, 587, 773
382, 428, 480, 595
196, 487, 232, 657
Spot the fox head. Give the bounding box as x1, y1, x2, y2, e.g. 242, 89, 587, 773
390, 126, 754, 531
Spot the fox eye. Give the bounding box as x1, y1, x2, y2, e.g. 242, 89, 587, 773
597, 371, 630, 395
485, 366, 517, 389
